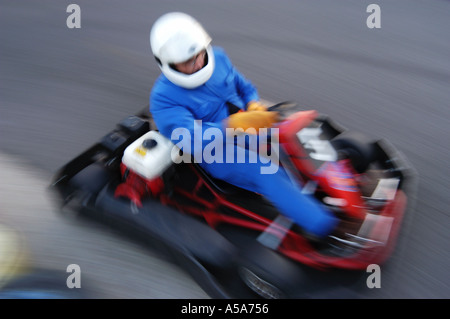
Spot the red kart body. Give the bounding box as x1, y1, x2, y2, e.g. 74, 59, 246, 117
51, 103, 414, 298
113, 109, 408, 271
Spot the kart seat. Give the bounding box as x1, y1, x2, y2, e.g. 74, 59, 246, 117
193, 163, 248, 195
192, 164, 281, 223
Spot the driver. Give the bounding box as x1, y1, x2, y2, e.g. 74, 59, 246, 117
149, 12, 337, 239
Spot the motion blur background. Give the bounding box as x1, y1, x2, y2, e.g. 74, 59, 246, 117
1, 0, 449, 298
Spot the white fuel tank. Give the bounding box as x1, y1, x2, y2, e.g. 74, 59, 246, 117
122, 131, 179, 180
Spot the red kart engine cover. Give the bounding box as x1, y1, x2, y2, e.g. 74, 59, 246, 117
114, 163, 164, 207
114, 130, 179, 206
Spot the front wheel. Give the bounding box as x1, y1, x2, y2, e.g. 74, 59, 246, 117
331, 131, 377, 173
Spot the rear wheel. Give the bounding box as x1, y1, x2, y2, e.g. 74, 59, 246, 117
69, 163, 114, 194
237, 243, 304, 299
59, 163, 115, 218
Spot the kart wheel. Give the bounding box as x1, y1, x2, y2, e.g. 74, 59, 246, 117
69, 163, 114, 194
60, 163, 114, 216
331, 131, 377, 173
238, 244, 303, 299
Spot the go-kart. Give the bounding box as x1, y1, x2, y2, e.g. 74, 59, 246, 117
50, 102, 415, 298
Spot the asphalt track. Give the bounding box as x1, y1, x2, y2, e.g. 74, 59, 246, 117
1, 0, 449, 298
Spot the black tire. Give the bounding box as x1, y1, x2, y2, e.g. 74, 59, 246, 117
69, 163, 114, 195
331, 131, 377, 173
237, 243, 304, 299
58, 163, 115, 218
95, 186, 238, 272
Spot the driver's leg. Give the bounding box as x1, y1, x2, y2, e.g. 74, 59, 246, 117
203, 148, 337, 238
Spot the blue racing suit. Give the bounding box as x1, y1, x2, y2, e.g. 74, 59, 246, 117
150, 47, 336, 237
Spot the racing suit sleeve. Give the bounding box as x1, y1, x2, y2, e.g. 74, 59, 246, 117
150, 93, 227, 163
218, 48, 260, 106
232, 66, 260, 106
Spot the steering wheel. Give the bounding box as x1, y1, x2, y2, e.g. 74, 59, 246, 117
268, 101, 304, 120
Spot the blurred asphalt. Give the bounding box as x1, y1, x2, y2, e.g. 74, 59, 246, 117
1, 0, 449, 298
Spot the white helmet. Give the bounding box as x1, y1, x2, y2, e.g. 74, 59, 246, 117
150, 12, 215, 89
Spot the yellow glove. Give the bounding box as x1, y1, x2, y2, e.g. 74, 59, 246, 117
246, 101, 268, 112
227, 110, 279, 132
